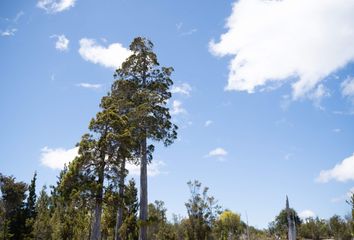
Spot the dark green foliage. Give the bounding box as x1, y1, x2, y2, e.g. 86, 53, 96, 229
24, 171, 37, 239
0, 173, 28, 240
113, 36, 178, 240
119, 179, 139, 240
31, 186, 52, 240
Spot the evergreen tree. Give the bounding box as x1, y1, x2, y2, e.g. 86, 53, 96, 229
119, 179, 139, 240
24, 171, 37, 239
113, 37, 177, 240
32, 186, 52, 240
0, 173, 28, 240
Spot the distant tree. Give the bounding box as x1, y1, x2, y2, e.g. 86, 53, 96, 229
212, 210, 244, 240
0, 173, 28, 239
299, 217, 329, 240
113, 37, 178, 240
269, 208, 301, 238
346, 192, 354, 236
50, 166, 91, 240
328, 215, 352, 240
24, 171, 37, 239
118, 179, 139, 240
146, 200, 176, 239
184, 180, 221, 240
32, 186, 52, 239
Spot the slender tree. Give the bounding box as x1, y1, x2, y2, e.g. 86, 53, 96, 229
25, 171, 37, 238
113, 37, 177, 240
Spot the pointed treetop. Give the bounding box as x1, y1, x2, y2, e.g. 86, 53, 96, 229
286, 195, 290, 211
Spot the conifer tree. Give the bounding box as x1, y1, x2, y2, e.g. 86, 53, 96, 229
113, 37, 177, 240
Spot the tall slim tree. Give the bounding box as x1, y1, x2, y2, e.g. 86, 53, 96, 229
25, 171, 37, 238
113, 37, 178, 240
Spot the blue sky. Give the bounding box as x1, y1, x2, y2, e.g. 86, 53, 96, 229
1, 0, 354, 228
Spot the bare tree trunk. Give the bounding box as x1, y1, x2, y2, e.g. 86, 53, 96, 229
114, 160, 126, 240
90, 167, 104, 240
139, 139, 148, 240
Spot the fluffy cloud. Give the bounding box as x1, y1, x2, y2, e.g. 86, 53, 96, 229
341, 76, 354, 98
171, 83, 192, 96
40, 146, 165, 176
76, 83, 102, 89
1, 28, 17, 37
37, 0, 76, 13
51, 35, 69, 51
79, 38, 131, 69
207, 147, 228, 160
40, 146, 78, 170
210, 0, 354, 99
299, 210, 316, 219
317, 153, 354, 183
170, 100, 186, 115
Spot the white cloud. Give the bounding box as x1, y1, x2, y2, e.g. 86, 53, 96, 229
170, 100, 186, 115
341, 76, 354, 98
299, 210, 316, 219
1, 28, 17, 37
79, 38, 131, 69
204, 120, 213, 127
207, 147, 228, 160
210, 0, 354, 100
37, 0, 76, 13
40, 146, 78, 170
126, 160, 167, 177
51, 35, 69, 51
317, 153, 354, 183
76, 83, 102, 89
40, 146, 164, 176
171, 83, 192, 96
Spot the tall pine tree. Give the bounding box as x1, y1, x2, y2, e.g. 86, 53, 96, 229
113, 37, 177, 240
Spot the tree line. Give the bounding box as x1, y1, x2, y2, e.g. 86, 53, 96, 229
0, 37, 353, 240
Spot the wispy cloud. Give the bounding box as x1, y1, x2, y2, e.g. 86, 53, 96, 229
51, 34, 69, 51
1, 28, 17, 37
181, 28, 197, 36
210, 0, 354, 100
79, 38, 131, 69
40, 146, 78, 170
204, 120, 213, 127
207, 147, 228, 161
317, 153, 354, 183
171, 83, 192, 96
170, 100, 186, 115
341, 76, 354, 102
37, 0, 76, 13
332, 128, 341, 133
126, 160, 167, 177
76, 83, 102, 89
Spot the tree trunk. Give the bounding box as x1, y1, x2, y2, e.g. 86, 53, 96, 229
90, 166, 104, 240
139, 138, 148, 240
114, 159, 126, 240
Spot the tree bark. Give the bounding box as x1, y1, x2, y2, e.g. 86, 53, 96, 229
90, 166, 104, 240
139, 138, 148, 240
114, 159, 126, 240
